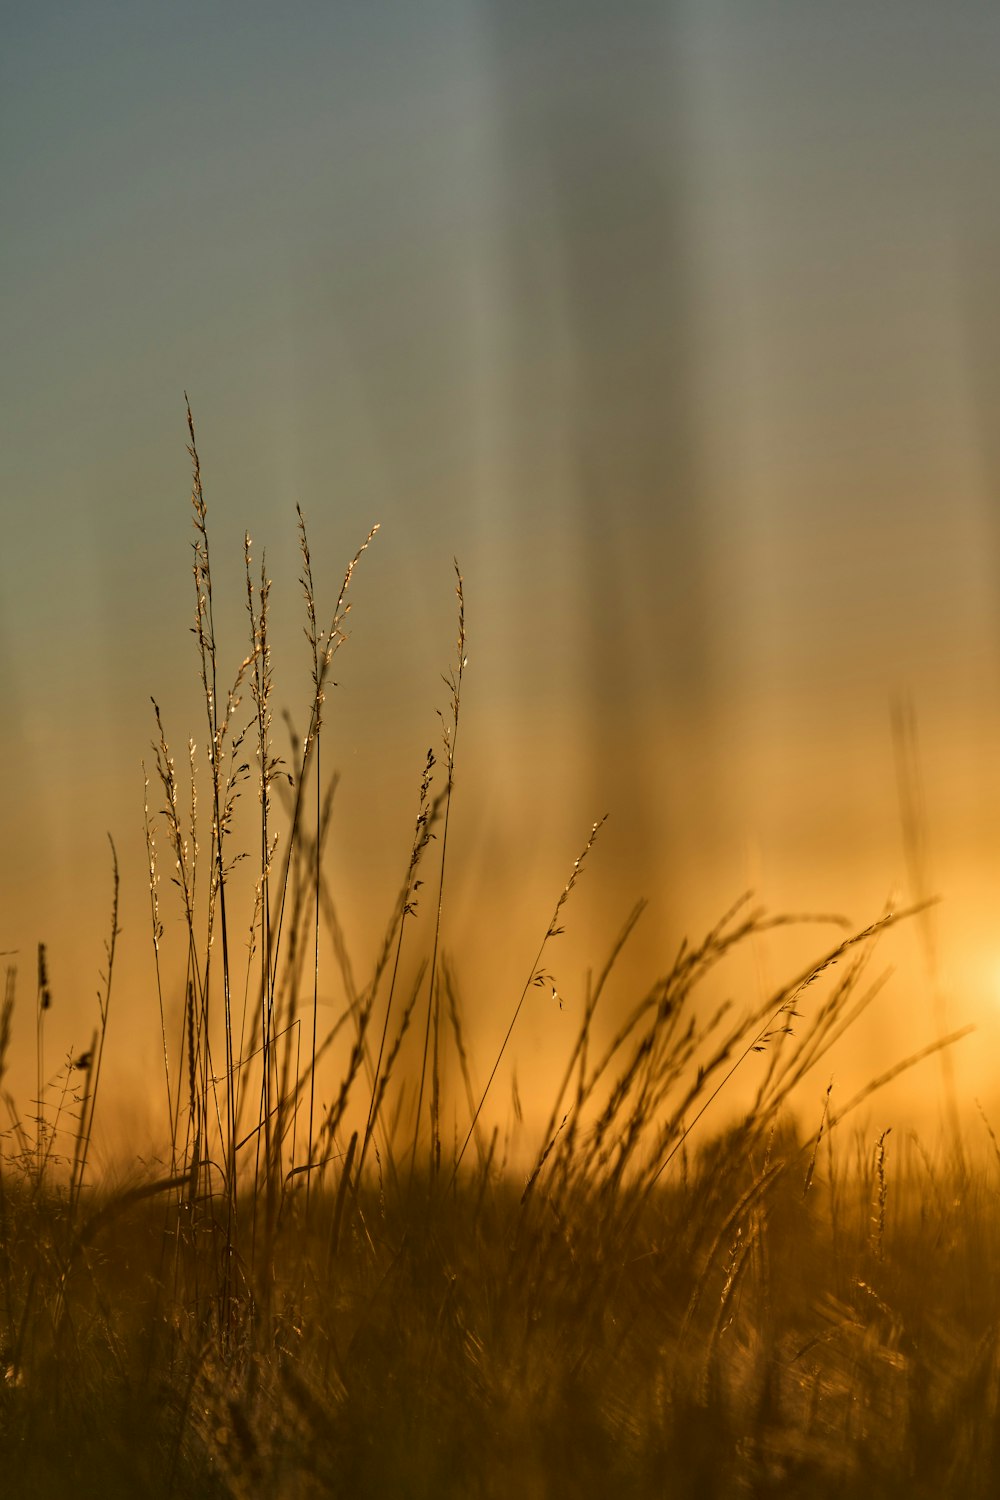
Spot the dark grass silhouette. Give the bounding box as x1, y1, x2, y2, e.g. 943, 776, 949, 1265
0, 413, 988, 1498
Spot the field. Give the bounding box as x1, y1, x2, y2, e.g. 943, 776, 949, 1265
1, 415, 996, 1498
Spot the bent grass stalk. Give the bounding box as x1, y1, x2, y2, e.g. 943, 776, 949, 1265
452, 813, 607, 1185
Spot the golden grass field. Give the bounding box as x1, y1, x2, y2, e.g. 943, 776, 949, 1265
2, 412, 997, 1498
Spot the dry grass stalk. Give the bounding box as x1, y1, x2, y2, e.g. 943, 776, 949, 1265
2, 409, 990, 1499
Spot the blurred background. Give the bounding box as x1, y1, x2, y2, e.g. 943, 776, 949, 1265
4, 0, 1000, 1160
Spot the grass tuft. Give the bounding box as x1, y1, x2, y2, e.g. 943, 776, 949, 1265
0, 411, 990, 1498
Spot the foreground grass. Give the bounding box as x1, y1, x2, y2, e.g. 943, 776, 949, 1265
1, 408, 991, 1496
3, 1126, 1000, 1499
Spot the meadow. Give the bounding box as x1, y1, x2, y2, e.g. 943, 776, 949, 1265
1, 411, 997, 1498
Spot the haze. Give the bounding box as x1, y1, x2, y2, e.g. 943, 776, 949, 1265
4, 1, 1000, 1155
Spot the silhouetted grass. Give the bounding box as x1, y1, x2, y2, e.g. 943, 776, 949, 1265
0, 412, 989, 1498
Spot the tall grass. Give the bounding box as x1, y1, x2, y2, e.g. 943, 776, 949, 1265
0, 413, 992, 1498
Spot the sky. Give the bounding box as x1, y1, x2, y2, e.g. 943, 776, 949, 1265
4, 0, 1000, 1161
